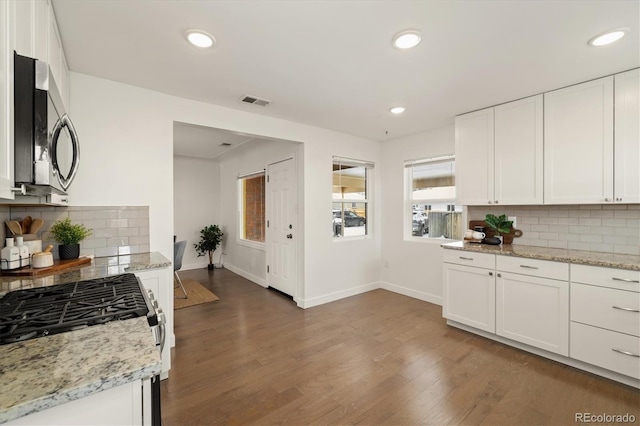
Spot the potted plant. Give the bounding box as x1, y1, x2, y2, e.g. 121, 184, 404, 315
485, 214, 513, 243
194, 225, 224, 270
49, 217, 92, 260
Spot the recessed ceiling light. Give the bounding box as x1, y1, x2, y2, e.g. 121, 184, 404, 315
390, 107, 406, 114
588, 28, 628, 46
186, 30, 215, 48
392, 30, 421, 49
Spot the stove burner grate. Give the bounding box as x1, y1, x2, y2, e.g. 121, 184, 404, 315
0, 273, 152, 345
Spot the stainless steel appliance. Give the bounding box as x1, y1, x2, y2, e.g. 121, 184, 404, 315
0, 274, 164, 425
12, 52, 80, 205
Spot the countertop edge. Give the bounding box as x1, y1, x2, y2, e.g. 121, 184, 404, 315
0, 362, 161, 424
441, 242, 640, 271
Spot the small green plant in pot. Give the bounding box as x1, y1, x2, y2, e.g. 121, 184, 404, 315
485, 214, 513, 242
49, 218, 92, 260
194, 225, 224, 270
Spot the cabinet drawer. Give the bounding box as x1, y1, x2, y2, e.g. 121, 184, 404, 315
497, 256, 568, 281
571, 264, 640, 292
571, 283, 640, 337
570, 322, 640, 379
443, 250, 495, 269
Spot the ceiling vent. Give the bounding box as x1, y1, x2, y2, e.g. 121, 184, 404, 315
219, 142, 232, 147
241, 95, 271, 107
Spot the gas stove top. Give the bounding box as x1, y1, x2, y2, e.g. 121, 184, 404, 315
0, 274, 155, 345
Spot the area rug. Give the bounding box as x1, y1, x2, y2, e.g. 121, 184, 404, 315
174, 279, 220, 309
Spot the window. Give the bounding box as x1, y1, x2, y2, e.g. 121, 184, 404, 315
238, 170, 265, 244
405, 155, 462, 240
332, 156, 373, 238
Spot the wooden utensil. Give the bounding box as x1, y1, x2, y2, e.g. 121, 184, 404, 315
21, 216, 32, 234
29, 218, 44, 234
6, 221, 22, 235
43, 244, 53, 252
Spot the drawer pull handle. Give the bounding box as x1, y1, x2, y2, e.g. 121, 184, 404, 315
459, 256, 474, 261
611, 348, 640, 358
520, 265, 539, 270
612, 277, 640, 283
612, 306, 640, 313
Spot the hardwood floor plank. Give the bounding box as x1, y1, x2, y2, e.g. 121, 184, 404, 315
161, 268, 640, 425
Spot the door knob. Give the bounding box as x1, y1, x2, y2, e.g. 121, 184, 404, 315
286, 234, 293, 239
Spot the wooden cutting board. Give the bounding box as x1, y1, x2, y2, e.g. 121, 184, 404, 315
0, 256, 91, 277
468, 220, 523, 244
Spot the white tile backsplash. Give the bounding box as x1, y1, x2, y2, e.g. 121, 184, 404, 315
469, 204, 640, 255
5, 206, 150, 259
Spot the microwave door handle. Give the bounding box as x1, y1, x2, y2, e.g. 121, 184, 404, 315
51, 114, 80, 191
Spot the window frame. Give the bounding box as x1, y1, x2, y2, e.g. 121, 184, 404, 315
237, 169, 266, 250
332, 156, 373, 240
404, 155, 462, 242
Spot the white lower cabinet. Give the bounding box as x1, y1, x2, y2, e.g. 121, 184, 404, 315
6, 379, 151, 426
496, 272, 569, 355
442, 249, 639, 387
569, 264, 640, 380
443, 252, 496, 333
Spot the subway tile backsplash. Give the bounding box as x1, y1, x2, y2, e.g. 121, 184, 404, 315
5, 206, 149, 259
468, 204, 640, 255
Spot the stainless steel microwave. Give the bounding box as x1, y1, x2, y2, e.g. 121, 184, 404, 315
13, 52, 79, 204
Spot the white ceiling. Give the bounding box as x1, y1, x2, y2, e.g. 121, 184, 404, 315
53, 0, 639, 145
173, 122, 261, 159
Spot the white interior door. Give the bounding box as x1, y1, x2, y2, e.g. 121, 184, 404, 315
266, 157, 297, 298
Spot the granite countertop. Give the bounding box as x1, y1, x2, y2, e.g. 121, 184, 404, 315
442, 241, 640, 271
0, 252, 170, 423
0, 317, 161, 424
0, 252, 172, 294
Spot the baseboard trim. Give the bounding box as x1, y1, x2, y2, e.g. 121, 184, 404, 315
379, 281, 442, 306
223, 263, 267, 287
298, 282, 380, 309
181, 261, 209, 271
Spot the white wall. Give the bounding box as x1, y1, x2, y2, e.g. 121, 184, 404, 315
173, 155, 220, 270
380, 124, 455, 305
217, 138, 300, 286
70, 72, 382, 310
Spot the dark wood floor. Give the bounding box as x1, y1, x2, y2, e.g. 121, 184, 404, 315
161, 268, 639, 425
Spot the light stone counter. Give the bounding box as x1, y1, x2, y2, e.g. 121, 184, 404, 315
0, 252, 171, 294
0, 317, 161, 424
0, 252, 170, 423
442, 241, 640, 271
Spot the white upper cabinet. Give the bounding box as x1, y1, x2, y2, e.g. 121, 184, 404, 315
544, 76, 614, 204
614, 69, 640, 204
455, 108, 495, 205
34, 0, 49, 66
0, 1, 14, 200
494, 94, 543, 205
456, 94, 543, 206
13, 0, 35, 57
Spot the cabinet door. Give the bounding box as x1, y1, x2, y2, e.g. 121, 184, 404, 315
0, 0, 14, 199
494, 94, 543, 205
48, 7, 61, 92
455, 108, 494, 205
614, 69, 639, 204
34, 0, 48, 63
13, 0, 35, 57
544, 76, 614, 204
443, 263, 495, 332
496, 272, 569, 355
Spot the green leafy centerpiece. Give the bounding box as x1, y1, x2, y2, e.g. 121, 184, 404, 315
49, 217, 92, 260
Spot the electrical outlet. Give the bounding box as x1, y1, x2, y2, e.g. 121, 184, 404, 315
508, 216, 517, 228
